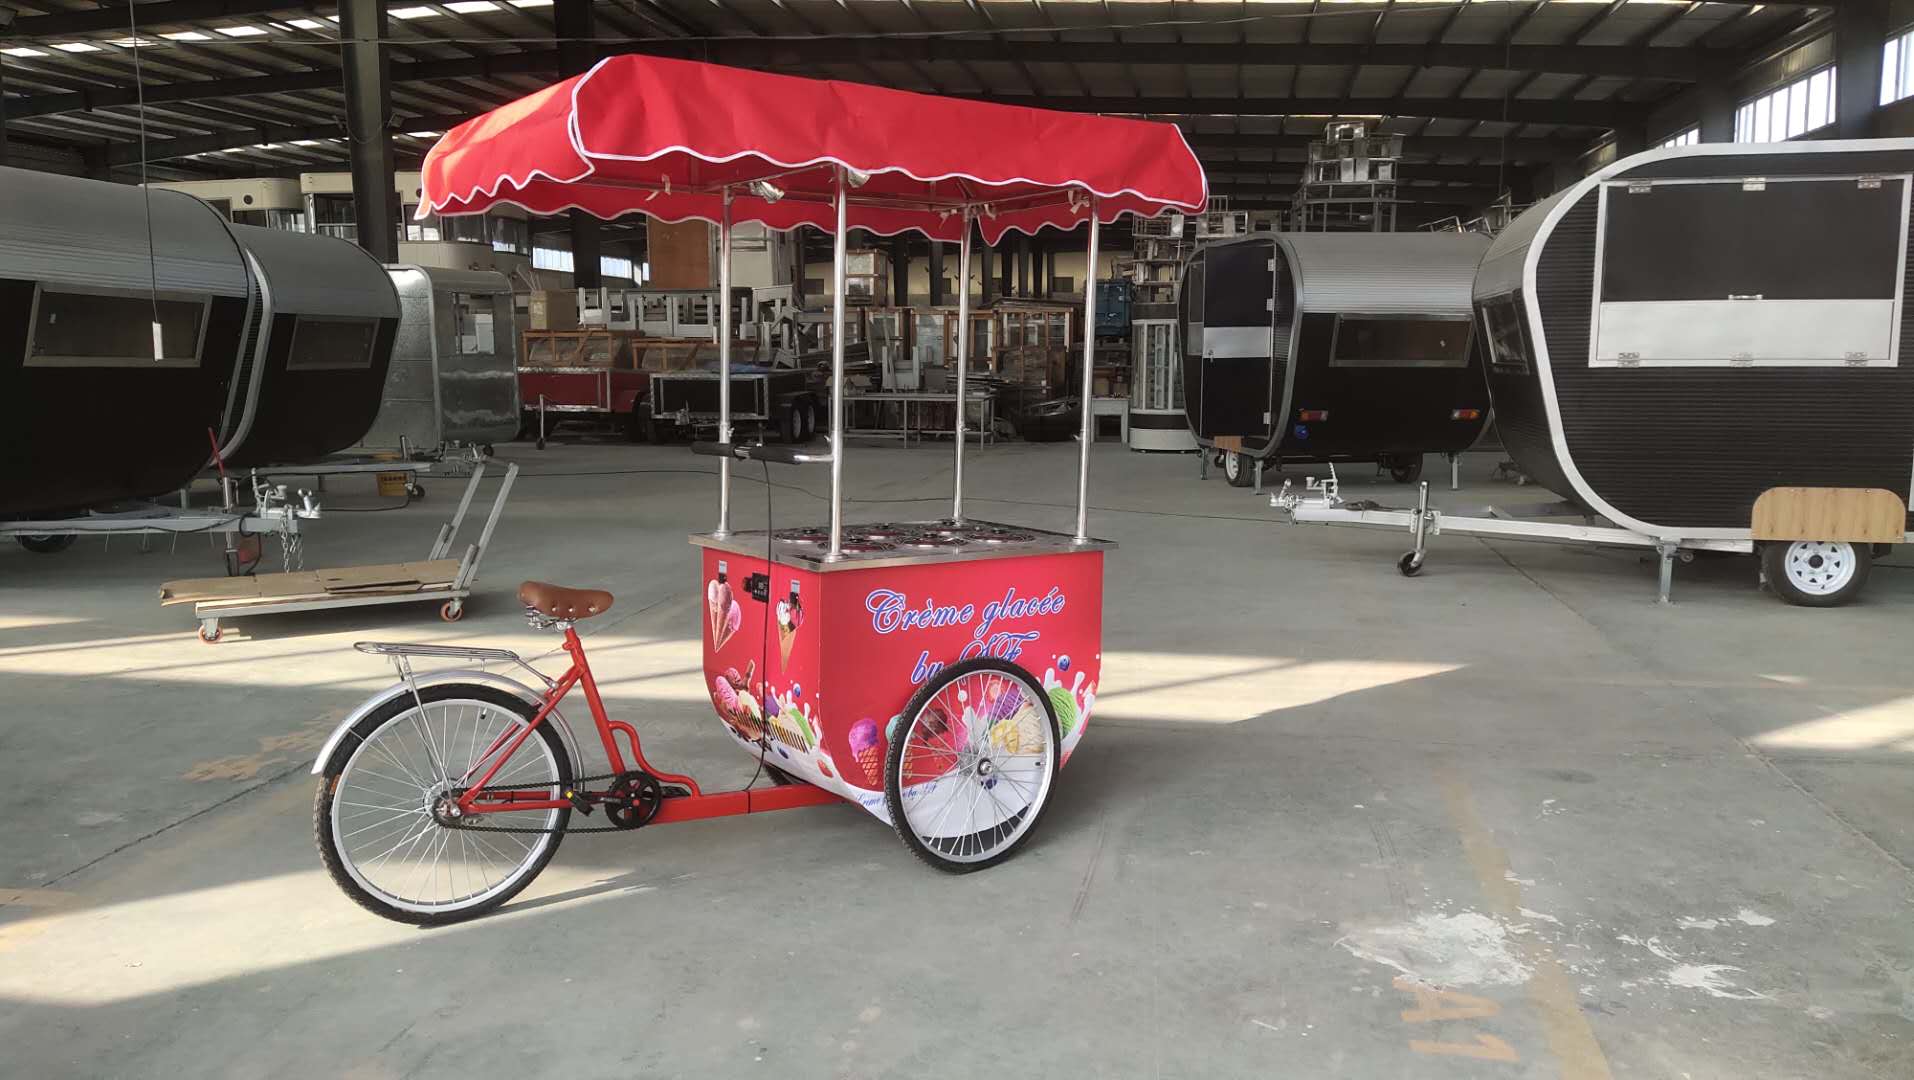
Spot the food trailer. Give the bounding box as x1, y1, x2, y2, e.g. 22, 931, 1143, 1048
307, 55, 1206, 923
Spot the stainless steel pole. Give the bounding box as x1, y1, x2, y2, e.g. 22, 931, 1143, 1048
1075, 201, 1100, 542
951, 211, 973, 522
827, 170, 850, 559
715, 187, 734, 537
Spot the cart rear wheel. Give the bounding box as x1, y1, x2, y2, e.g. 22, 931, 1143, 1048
1763, 540, 1871, 607
1223, 452, 1253, 488
315, 685, 571, 924
1388, 455, 1425, 484
884, 657, 1060, 873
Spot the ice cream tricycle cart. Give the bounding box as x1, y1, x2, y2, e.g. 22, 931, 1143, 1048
308, 56, 1207, 923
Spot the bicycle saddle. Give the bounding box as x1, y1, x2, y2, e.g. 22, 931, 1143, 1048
518, 581, 615, 620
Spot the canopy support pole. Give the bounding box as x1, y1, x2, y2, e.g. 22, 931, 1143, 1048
951, 209, 974, 523
1075, 200, 1100, 542
715, 186, 734, 538
826, 169, 850, 560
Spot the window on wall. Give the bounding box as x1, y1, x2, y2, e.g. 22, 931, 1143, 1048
1885, 27, 1914, 105
1734, 68, 1836, 143
1660, 127, 1700, 149
601, 256, 634, 280
532, 246, 574, 272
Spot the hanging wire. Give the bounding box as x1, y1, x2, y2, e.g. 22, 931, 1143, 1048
125, 0, 163, 360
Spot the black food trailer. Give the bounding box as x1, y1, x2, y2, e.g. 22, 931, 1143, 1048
1280, 139, 1914, 606
219, 224, 402, 467
1, 168, 253, 517
1183, 232, 1493, 488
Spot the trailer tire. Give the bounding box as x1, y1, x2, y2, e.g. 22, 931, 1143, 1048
1222, 452, 1254, 488
797, 397, 818, 443
779, 401, 802, 444
17, 534, 76, 554
1388, 455, 1425, 485
625, 401, 651, 443
1763, 540, 1872, 607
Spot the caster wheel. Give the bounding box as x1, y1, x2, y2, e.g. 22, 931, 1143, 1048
1397, 553, 1424, 577
406, 483, 426, 499
198, 625, 222, 644
535, 437, 547, 451
440, 601, 465, 622
480, 444, 495, 458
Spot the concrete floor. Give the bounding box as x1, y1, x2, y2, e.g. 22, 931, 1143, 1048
1, 437, 1910, 1079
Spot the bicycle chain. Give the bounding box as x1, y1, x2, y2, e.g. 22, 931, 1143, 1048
444, 770, 684, 835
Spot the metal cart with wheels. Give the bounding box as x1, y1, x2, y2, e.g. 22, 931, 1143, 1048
303, 54, 1205, 923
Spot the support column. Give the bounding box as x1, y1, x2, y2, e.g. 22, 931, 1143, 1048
0, 52, 10, 169
1837, 0, 1889, 139
340, 0, 397, 262
890, 236, 909, 305
1045, 246, 1057, 297
928, 241, 946, 307
981, 239, 997, 303
1696, 70, 1738, 143
1016, 236, 1032, 297
998, 249, 1012, 295
557, 0, 601, 288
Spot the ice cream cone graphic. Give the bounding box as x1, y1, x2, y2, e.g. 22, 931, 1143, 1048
848, 718, 883, 788
775, 583, 803, 667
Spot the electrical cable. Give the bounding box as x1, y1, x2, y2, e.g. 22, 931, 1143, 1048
125, 0, 162, 357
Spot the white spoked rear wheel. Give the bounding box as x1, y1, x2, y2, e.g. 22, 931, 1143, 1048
884, 658, 1060, 872
315, 685, 571, 924
1764, 540, 1872, 608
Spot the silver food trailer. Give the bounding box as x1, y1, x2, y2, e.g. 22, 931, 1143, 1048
360, 266, 521, 457
1281, 139, 1914, 606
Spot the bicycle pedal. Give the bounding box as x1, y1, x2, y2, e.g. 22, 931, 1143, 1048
564, 789, 594, 815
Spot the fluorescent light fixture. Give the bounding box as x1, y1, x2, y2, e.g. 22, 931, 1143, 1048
390, 6, 437, 18
446, 0, 501, 10
286, 18, 325, 29
1, 47, 46, 58
110, 37, 162, 47
508, 0, 554, 7
252, 143, 279, 150
215, 25, 270, 37
162, 31, 211, 41
52, 41, 103, 52
405, 130, 443, 138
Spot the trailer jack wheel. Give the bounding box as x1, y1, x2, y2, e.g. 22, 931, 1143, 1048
1397, 552, 1424, 578
406, 483, 426, 500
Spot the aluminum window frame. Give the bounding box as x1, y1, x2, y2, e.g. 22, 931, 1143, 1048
23, 282, 212, 369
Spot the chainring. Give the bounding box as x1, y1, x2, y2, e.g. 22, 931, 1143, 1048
604, 770, 664, 830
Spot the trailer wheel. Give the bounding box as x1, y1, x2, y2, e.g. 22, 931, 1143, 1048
797, 398, 818, 443
779, 401, 802, 444
1763, 540, 1871, 607
1388, 455, 1425, 485
625, 402, 651, 443
1397, 552, 1424, 578
1221, 451, 1254, 488
17, 534, 75, 554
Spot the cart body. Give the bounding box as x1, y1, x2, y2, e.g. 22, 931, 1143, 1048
694, 525, 1106, 823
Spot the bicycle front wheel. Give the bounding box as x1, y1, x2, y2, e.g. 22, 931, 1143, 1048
315, 684, 572, 924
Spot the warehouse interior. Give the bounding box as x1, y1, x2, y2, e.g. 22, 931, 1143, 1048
3, 2, 1914, 1077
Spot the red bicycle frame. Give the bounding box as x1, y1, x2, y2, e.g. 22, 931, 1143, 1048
452, 626, 839, 824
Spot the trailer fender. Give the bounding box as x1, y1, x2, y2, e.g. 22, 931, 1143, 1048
310, 669, 585, 779
611, 387, 645, 413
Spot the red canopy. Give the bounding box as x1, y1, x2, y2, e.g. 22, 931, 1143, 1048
419, 55, 1207, 244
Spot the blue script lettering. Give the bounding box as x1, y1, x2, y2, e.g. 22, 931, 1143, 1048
974, 586, 1066, 640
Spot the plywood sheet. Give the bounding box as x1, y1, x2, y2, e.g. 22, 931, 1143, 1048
648, 219, 714, 290
159, 560, 462, 606
1751, 487, 1905, 543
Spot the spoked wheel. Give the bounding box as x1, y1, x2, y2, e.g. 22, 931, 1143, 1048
884, 657, 1060, 873
315, 684, 572, 924
1763, 539, 1872, 607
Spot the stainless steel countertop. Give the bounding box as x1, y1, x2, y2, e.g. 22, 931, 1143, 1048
688, 518, 1115, 572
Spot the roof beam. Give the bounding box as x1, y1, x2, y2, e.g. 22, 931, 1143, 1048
1182, 132, 1581, 160
10, 1, 336, 37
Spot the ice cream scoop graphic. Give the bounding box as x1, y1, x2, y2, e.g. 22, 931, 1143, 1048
847, 718, 883, 788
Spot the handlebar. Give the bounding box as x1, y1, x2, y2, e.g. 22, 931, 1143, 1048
691, 441, 834, 466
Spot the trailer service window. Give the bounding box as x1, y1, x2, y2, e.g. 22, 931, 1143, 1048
26, 287, 206, 368
1330, 316, 1473, 368
286, 317, 379, 371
